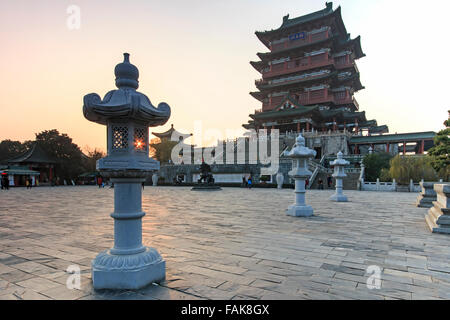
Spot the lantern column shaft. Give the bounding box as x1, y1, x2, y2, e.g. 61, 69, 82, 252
295, 179, 306, 205
110, 178, 145, 255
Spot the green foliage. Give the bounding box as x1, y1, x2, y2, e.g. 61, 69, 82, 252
150, 139, 178, 164
389, 155, 438, 184
427, 127, 449, 181
0, 140, 30, 162
83, 147, 106, 173
35, 129, 85, 180
260, 175, 270, 182
380, 168, 391, 181
362, 152, 393, 181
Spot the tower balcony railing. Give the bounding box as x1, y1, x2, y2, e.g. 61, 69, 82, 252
262, 89, 359, 111
263, 53, 334, 79
270, 30, 330, 53
334, 55, 355, 69
256, 70, 330, 88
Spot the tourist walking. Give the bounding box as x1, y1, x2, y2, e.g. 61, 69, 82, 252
142, 181, 145, 190
242, 176, 247, 188
27, 177, 33, 189
97, 176, 103, 188
318, 178, 324, 190
247, 176, 253, 189
3, 176, 9, 190
327, 175, 333, 189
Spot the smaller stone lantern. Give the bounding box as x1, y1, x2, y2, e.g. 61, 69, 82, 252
330, 151, 350, 202
282, 133, 316, 217
83, 53, 171, 289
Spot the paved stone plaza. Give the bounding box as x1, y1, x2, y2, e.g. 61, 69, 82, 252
0, 186, 449, 300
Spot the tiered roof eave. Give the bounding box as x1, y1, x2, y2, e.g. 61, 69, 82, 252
255, 2, 336, 47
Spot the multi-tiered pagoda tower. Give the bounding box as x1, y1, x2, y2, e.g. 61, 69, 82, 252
244, 2, 386, 136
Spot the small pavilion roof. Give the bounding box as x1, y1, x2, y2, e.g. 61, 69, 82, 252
151, 124, 192, 140
0, 166, 41, 176
7, 143, 56, 164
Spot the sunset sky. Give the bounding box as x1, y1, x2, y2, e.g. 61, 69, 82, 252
0, 0, 448, 152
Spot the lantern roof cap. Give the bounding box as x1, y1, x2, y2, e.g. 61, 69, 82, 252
83, 53, 171, 127
115, 53, 139, 90
282, 133, 316, 158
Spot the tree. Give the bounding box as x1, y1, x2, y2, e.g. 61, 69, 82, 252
0, 140, 29, 162
427, 111, 450, 180
83, 147, 106, 173
362, 152, 393, 181
149, 138, 178, 164
389, 155, 438, 184
35, 129, 84, 180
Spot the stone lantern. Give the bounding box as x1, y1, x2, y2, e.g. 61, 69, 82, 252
83, 53, 171, 289
330, 151, 350, 202
282, 133, 316, 217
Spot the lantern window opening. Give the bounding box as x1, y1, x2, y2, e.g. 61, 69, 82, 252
112, 125, 129, 150
134, 127, 148, 152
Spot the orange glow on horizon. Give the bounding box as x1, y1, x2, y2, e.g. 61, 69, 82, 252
0, 0, 448, 153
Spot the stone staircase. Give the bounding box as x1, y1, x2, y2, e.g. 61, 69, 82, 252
425, 184, 450, 234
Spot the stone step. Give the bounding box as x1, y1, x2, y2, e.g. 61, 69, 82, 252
415, 195, 434, 208
425, 213, 450, 234
425, 213, 438, 232
431, 201, 450, 215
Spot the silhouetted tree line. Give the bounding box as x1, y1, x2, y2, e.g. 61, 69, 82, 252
0, 129, 105, 181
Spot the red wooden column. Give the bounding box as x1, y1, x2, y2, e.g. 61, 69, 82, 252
333, 117, 337, 131
420, 140, 425, 154
386, 143, 390, 153
354, 118, 359, 134
403, 142, 406, 155
306, 122, 310, 132
297, 122, 300, 133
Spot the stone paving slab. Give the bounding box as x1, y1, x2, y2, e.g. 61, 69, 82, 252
0, 186, 449, 300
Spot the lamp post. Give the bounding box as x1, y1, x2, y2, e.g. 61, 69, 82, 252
330, 151, 349, 202
282, 133, 316, 217
83, 53, 171, 289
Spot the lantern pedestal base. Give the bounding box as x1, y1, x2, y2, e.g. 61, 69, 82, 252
286, 204, 314, 217
92, 247, 166, 290
330, 193, 348, 202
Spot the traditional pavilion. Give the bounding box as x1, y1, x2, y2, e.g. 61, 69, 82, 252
244, 2, 386, 135
6, 143, 56, 185
151, 124, 192, 143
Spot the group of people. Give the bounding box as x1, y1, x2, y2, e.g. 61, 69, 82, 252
242, 176, 253, 189
317, 175, 334, 190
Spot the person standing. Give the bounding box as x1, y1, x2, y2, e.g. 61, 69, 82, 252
318, 178, 324, 190
327, 175, 333, 189
242, 176, 247, 188
247, 176, 253, 189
